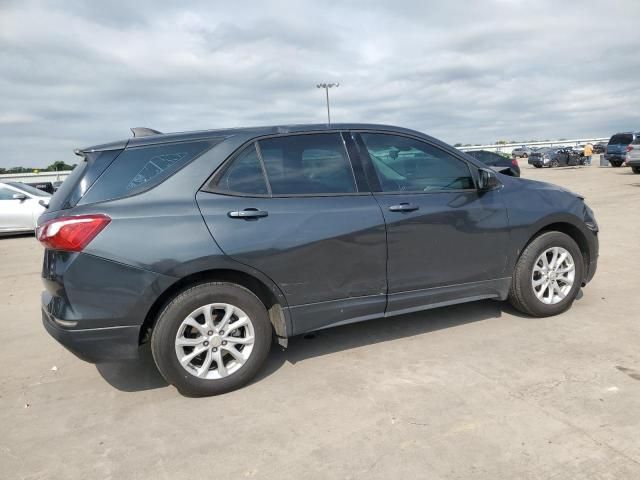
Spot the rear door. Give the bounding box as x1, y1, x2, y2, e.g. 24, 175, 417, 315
196, 132, 387, 334
355, 132, 510, 315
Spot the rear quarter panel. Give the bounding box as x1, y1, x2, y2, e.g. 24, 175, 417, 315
39, 135, 291, 328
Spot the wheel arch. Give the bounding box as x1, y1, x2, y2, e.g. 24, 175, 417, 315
521, 221, 591, 274
139, 268, 291, 347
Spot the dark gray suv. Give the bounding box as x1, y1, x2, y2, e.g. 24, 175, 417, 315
38, 124, 599, 396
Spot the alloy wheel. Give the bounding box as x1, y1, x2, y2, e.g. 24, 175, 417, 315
174, 303, 255, 379
531, 247, 575, 305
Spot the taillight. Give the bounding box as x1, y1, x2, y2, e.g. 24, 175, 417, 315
511, 158, 519, 166
627, 145, 634, 152
36, 214, 111, 252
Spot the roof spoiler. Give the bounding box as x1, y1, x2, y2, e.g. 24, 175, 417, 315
130, 127, 163, 138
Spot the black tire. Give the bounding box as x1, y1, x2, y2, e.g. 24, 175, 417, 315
632, 167, 640, 174
610, 161, 622, 167
534, 164, 542, 168
151, 282, 272, 396
508, 231, 584, 317
551, 159, 560, 168
522, 153, 528, 158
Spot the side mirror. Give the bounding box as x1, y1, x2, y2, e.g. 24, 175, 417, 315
12, 193, 28, 201
477, 168, 501, 191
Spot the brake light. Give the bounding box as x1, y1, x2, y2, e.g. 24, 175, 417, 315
36, 214, 111, 252
511, 158, 519, 166
627, 145, 634, 152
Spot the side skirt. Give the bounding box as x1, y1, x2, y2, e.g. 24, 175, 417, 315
288, 277, 511, 336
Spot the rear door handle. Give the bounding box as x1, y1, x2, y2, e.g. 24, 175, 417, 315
228, 208, 269, 219
389, 203, 419, 212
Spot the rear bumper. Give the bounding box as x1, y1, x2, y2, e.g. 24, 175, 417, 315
626, 159, 640, 168
40, 250, 176, 363
42, 305, 140, 363
604, 154, 627, 162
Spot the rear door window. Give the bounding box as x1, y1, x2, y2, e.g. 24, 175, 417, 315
258, 134, 357, 195
215, 143, 268, 195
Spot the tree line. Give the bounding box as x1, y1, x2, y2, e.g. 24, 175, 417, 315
0, 161, 76, 175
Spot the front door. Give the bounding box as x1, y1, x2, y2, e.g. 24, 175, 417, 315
355, 132, 510, 315
197, 132, 387, 334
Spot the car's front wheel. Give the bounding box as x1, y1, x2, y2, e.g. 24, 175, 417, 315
151, 282, 272, 396
632, 166, 640, 174
509, 231, 583, 317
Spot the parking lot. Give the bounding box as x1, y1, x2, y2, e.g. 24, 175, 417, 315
1, 158, 640, 479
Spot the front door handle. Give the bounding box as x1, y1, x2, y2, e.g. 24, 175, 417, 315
228, 208, 269, 219
389, 203, 419, 212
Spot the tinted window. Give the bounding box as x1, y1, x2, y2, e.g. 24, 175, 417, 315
467, 150, 503, 166
216, 144, 268, 195
360, 133, 474, 192
0, 187, 15, 200
6, 182, 50, 197
609, 133, 633, 145
258, 134, 356, 195
82, 141, 214, 204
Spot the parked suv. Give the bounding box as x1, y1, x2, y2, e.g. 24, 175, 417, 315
604, 132, 638, 167
626, 136, 640, 174
38, 124, 599, 396
511, 146, 532, 158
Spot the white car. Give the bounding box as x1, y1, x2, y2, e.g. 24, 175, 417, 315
0, 181, 51, 235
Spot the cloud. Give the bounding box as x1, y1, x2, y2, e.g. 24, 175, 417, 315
0, 0, 638, 167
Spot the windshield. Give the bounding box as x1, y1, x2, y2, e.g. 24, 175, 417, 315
6, 182, 50, 197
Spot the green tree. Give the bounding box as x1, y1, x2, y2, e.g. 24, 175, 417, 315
45, 161, 75, 172
7, 166, 32, 173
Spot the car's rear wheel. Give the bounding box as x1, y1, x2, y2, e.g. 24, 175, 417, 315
551, 159, 560, 167
151, 282, 272, 396
610, 161, 622, 167
632, 166, 640, 174
509, 231, 583, 317
522, 153, 528, 158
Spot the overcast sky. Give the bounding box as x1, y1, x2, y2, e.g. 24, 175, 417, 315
1, 0, 638, 167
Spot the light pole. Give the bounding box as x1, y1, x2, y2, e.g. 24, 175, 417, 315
316, 82, 339, 125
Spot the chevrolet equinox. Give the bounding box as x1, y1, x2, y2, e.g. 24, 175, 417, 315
38, 124, 599, 396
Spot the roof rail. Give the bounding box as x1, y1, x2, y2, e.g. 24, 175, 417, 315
130, 127, 163, 138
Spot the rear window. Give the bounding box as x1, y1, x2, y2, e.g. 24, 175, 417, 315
47, 150, 121, 212
609, 133, 633, 145
81, 141, 214, 204
467, 151, 500, 165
